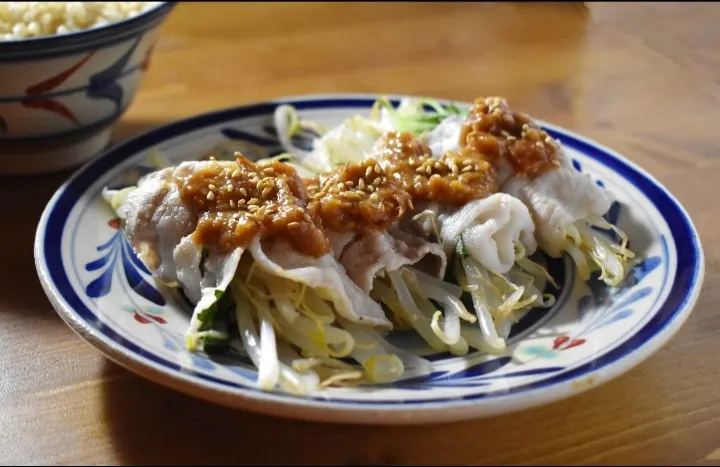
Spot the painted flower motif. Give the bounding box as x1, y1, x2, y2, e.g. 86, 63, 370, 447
84, 218, 165, 306
122, 305, 167, 325
21, 52, 95, 125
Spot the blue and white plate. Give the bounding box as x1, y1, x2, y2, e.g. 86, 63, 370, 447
34, 95, 704, 425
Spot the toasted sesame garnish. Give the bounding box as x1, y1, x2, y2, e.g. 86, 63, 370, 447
374, 164, 382, 174
206, 191, 215, 201
263, 167, 275, 175
233, 213, 240, 219
358, 178, 365, 190
230, 199, 236, 208
262, 187, 273, 198
239, 187, 247, 197
208, 184, 217, 191
226, 185, 234, 193
248, 198, 259, 205
288, 222, 302, 229
370, 193, 379, 202
365, 166, 373, 177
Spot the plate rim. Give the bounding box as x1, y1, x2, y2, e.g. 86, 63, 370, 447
34, 93, 705, 424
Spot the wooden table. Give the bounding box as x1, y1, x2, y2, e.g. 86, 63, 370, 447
3, 2, 719, 465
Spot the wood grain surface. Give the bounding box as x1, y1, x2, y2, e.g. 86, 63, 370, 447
2, 2, 719, 465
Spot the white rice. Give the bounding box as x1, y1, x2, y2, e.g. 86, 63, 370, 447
0, 2, 162, 40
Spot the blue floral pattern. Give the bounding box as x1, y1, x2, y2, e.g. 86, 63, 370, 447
86, 36, 142, 114
84, 219, 165, 306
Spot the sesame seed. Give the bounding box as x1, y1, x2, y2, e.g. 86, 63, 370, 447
232, 169, 241, 178
408, 199, 414, 210
367, 185, 375, 192
374, 164, 381, 174
358, 179, 365, 189
263, 168, 275, 175
262, 187, 273, 197
545, 136, 553, 145
373, 178, 383, 186
408, 158, 417, 167
426, 166, 432, 174
288, 222, 302, 229
345, 181, 355, 188
354, 190, 366, 198
227, 185, 234, 193
267, 202, 278, 211
536, 141, 544, 148
248, 205, 259, 212
307, 184, 318, 192
337, 182, 345, 190
257, 206, 266, 217
230, 199, 236, 208
313, 192, 324, 201
415, 166, 425, 173
304, 214, 313, 222
249, 198, 259, 205
239, 187, 247, 197
344, 192, 361, 201
251, 177, 260, 184
414, 175, 423, 183
330, 187, 340, 194
462, 165, 474, 173
370, 193, 379, 202
366, 166, 373, 177
248, 172, 258, 178
208, 184, 217, 191
430, 174, 441, 181
206, 191, 215, 200
238, 199, 246, 206
503, 114, 514, 123
507, 136, 517, 142
233, 213, 240, 219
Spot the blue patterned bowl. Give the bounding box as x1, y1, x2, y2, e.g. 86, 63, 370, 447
0, 2, 176, 175
34, 95, 705, 425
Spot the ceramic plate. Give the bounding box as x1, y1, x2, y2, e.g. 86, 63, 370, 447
34, 95, 704, 425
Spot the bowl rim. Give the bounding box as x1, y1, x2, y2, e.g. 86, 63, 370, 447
0, 1, 176, 60
33, 94, 706, 424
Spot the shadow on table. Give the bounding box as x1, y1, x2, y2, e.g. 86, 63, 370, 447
101, 356, 664, 466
